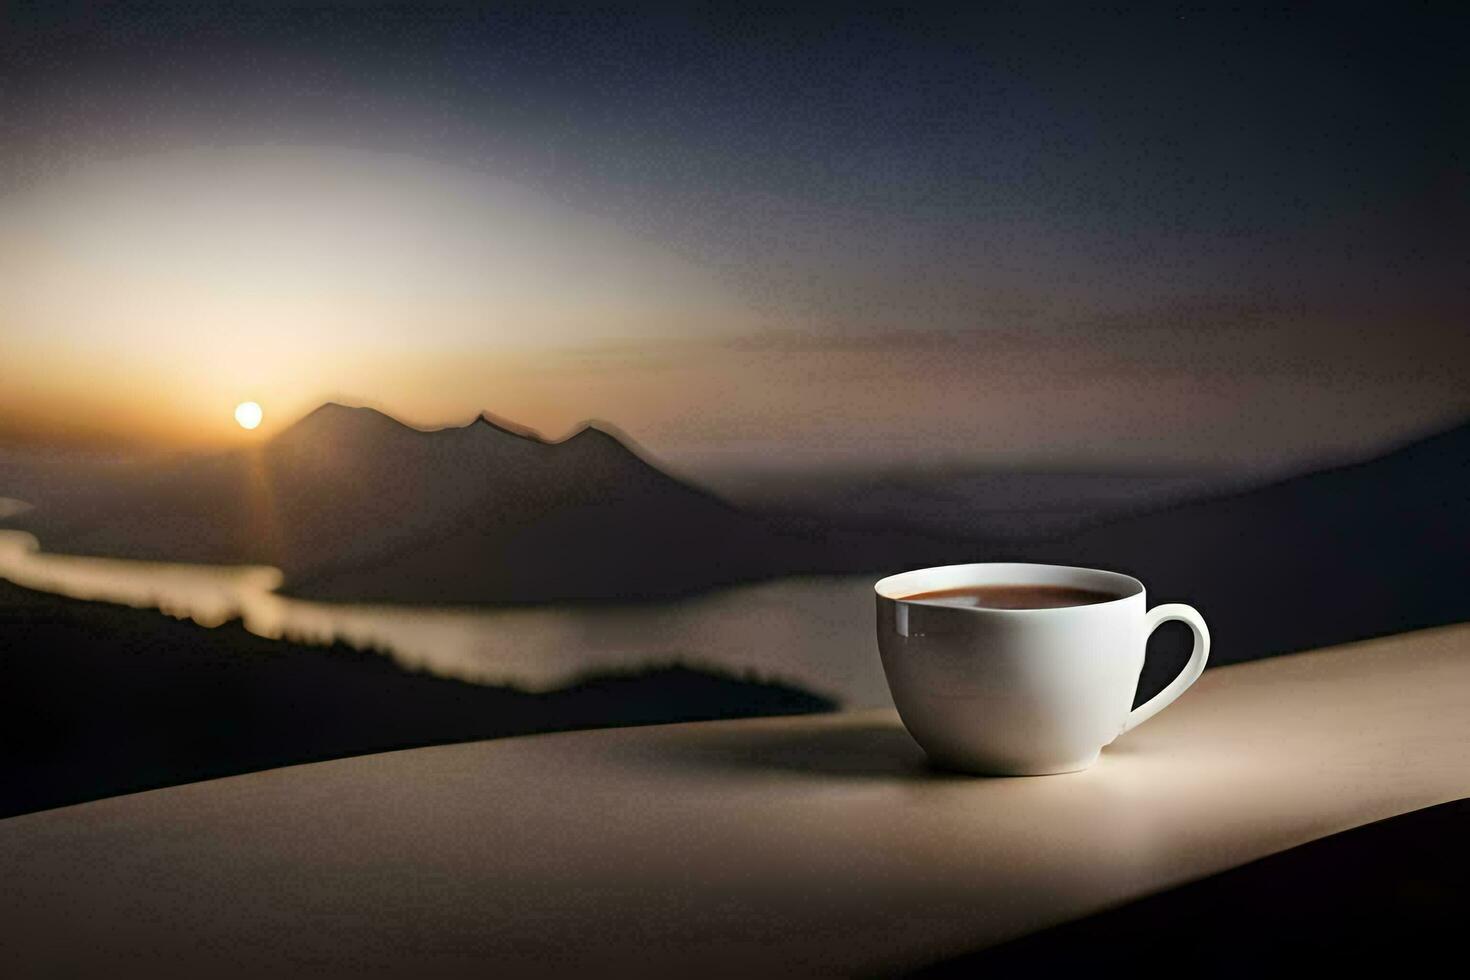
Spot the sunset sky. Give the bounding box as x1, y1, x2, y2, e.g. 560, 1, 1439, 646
2, 5, 1465, 472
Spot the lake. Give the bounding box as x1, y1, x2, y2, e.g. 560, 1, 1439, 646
0, 530, 891, 707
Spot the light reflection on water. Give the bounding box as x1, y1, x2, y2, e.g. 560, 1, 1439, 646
0, 530, 889, 706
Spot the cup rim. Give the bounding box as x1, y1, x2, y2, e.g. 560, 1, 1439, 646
873, 561, 1144, 612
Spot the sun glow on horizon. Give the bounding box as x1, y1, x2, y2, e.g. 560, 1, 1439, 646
234, 401, 264, 430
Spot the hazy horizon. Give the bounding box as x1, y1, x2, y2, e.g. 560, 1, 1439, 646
4, 393, 1464, 486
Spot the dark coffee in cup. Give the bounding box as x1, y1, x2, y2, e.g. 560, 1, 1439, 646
901, 584, 1121, 610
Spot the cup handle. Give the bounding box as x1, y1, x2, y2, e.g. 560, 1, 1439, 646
1120, 603, 1210, 735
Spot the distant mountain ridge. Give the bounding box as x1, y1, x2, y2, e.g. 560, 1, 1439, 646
1025, 416, 1470, 674
3, 405, 1467, 669
5, 403, 833, 601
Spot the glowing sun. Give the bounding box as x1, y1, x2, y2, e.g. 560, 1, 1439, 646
234, 401, 264, 430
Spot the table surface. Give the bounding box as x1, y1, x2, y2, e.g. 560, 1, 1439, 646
3, 623, 1468, 978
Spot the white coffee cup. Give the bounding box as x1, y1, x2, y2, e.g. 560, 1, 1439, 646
875, 562, 1209, 775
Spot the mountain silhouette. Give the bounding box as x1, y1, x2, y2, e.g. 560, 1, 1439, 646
4, 406, 1466, 667
6, 403, 832, 601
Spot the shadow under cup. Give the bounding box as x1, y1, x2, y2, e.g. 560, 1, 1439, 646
876, 562, 1179, 776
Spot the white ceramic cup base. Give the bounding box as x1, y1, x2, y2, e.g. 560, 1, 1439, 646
875, 563, 1210, 777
